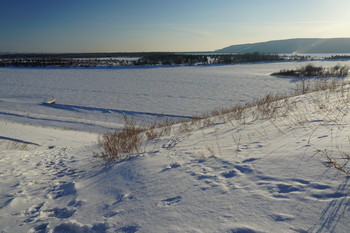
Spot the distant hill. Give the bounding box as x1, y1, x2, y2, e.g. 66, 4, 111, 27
216, 38, 350, 54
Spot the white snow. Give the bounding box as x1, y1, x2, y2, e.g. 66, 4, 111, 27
0, 61, 349, 232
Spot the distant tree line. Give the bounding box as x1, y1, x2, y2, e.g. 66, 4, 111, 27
0, 52, 309, 68
135, 54, 209, 65
0, 58, 136, 67
210, 52, 287, 64
0, 52, 164, 59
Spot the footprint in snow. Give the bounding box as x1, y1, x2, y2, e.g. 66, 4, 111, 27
52, 181, 76, 199
157, 196, 182, 207
68, 199, 84, 207
24, 202, 45, 223
234, 165, 253, 174
276, 184, 302, 193
311, 192, 347, 199
46, 207, 76, 219
32, 223, 49, 233
52, 222, 108, 233
270, 213, 295, 222
242, 158, 259, 163
221, 170, 237, 178
229, 227, 265, 233
114, 193, 134, 205
103, 211, 119, 218
117, 225, 140, 233
160, 162, 181, 172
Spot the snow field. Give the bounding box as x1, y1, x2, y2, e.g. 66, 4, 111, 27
0, 61, 349, 232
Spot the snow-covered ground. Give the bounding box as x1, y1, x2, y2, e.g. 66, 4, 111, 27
0, 61, 349, 232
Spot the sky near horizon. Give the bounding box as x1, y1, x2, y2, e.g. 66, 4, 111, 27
1, 0, 350, 53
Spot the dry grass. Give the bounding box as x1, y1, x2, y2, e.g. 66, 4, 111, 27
232, 132, 242, 157
145, 118, 173, 141
320, 148, 350, 176
96, 116, 180, 161
6, 141, 30, 150
96, 116, 146, 162
96, 77, 350, 162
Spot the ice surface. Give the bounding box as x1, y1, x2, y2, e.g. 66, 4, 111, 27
2, 60, 349, 133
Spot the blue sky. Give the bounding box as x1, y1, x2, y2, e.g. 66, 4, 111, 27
1, 0, 350, 52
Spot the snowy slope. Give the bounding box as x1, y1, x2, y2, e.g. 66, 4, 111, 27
1, 87, 350, 232
0, 62, 349, 232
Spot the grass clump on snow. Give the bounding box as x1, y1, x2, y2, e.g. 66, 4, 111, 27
96, 116, 175, 162
96, 116, 145, 162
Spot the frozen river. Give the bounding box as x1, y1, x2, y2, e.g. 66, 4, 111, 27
1, 60, 349, 132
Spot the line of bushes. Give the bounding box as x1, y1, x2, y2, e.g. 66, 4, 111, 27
271, 64, 349, 77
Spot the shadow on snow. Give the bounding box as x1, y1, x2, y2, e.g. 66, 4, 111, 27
42, 103, 193, 120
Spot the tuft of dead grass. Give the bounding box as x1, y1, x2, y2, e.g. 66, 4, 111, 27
6, 141, 30, 150
96, 116, 145, 162
319, 148, 350, 176
96, 116, 178, 162
145, 118, 173, 141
